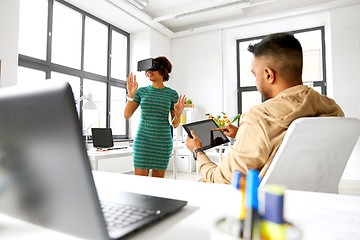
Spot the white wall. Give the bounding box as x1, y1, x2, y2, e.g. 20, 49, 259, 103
0, 0, 19, 87
149, 30, 171, 59
171, 30, 223, 119
329, 5, 360, 180
329, 5, 360, 119
170, 3, 360, 180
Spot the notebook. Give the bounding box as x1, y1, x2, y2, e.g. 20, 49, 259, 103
0, 81, 187, 240
182, 119, 229, 150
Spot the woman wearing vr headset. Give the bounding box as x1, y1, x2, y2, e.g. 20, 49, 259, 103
124, 56, 186, 178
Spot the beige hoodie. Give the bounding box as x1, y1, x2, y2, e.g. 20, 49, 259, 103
197, 85, 344, 184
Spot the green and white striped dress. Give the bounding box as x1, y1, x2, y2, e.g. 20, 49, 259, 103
132, 85, 179, 170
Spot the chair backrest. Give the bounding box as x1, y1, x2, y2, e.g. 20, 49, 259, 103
259, 117, 360, 193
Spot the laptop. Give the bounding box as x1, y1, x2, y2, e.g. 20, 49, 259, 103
91, 128, 126, 150
182, 119, 230, 150
0, 81, 187, 240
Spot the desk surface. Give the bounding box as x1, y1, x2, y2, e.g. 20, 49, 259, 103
1, 172, 360, 240
87, 148, 133, 157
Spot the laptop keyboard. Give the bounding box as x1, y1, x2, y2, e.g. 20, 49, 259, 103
100, 201, 159, 230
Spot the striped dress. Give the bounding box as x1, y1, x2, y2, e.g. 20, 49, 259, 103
132, 85, 179, 170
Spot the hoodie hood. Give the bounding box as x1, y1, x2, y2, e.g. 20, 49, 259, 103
250, 85, 344, 129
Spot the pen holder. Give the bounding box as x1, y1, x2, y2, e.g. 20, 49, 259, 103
211, 217, 243, 240
211, 217, 301, 240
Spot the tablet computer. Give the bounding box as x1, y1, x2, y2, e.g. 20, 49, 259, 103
182, 119, 229, 150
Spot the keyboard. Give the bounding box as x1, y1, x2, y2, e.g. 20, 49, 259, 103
100, 201, 159, 230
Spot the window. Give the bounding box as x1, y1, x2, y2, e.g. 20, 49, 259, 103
82, 79, 107, 129
52, 1, 82, 69
84, 16, 108, 76
18, 0, 48, 60
110, 85, 127, 135
51, 72, 81, 113
236, 27, 326, 114
111, 30, 128, 80
18, 0, 130, 139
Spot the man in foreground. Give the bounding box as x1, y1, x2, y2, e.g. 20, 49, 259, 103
186, 33, 344, 184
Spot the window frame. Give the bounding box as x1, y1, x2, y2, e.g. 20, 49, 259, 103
18, 0, 130, 139
236, 26, 326, 115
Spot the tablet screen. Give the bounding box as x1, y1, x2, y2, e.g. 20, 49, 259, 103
182, 119, 229, 150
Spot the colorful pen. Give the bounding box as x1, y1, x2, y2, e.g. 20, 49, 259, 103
239, 174, 246, 238
243, 169, 261, 240
230, 170, 246, 238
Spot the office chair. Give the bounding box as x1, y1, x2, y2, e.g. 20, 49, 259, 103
259, 117, 360, 193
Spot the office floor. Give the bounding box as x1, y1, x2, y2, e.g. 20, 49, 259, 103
124, 170, 203, 182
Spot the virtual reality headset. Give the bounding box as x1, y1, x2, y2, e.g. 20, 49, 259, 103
137, 58, 163, 72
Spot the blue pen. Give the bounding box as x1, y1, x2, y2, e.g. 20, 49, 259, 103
243, 169, 261, 240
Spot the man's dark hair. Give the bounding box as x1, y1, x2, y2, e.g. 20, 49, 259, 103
248, 32, 303, 78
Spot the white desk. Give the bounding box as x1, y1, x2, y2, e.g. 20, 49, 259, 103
87, 148, 133, 171
88, 144, 186, 179
1, 172, 360, 240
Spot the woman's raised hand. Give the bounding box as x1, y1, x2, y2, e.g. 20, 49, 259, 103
127, 72, 138, 98
174, 95, 187, 116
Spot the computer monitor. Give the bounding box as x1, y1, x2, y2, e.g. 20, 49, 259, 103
92, 128, 114, 149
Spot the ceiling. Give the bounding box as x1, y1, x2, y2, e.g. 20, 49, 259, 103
65, 0, 359, 38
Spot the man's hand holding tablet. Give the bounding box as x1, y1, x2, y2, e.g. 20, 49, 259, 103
183, 119, 231, 161
185, 130, 202, 152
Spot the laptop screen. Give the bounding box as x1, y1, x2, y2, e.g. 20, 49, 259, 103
92, 128, 114, 148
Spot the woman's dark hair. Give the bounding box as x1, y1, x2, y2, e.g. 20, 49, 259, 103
154, 56, 172, 82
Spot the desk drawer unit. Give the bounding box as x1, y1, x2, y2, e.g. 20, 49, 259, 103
168, 154, 195, 173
